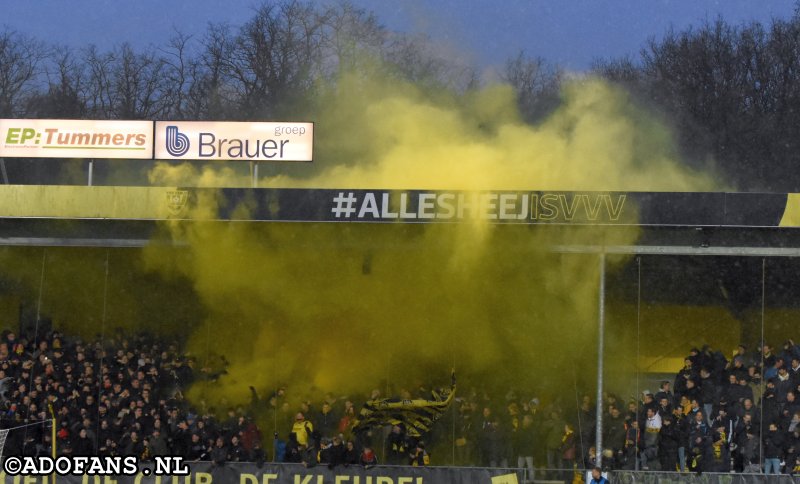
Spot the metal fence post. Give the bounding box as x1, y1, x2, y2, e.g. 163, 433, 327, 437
595, 252, 606, 467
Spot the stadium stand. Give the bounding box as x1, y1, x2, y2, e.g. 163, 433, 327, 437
2, 327, 800, 478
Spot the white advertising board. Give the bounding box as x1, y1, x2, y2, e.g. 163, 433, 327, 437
0, 119, 153, 159
154, 121, 313, 162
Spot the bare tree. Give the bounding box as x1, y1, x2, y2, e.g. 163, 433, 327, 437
640, 19, 800, 188
26, 46, 88, 118
383, 33, 477, 92
113, 43, 171, 119
503, 51, 562, 123
591, 15, 800, 191
159, 31, 194, 120
187, 22, 237, 120
0, 29, 47, 117
84, 43, 172, 119
319, 1, 386, 77
226, 0, 325, 119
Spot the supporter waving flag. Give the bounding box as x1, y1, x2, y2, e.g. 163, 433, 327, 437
354, 372, 456, 437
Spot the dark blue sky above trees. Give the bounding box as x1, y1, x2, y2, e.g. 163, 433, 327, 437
4, 0, 800, 190
3, 0, 795, 70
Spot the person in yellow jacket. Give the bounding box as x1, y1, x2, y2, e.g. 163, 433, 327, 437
410, 442, 430, 466
292, 412, 314, 447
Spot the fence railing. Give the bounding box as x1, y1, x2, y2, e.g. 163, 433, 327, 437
614, 470, 800, 484
5, 461, 800, 483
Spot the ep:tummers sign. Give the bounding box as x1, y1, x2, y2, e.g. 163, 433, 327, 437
0, 119, 153, 159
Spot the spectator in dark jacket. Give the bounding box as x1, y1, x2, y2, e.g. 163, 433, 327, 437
657, 396, 673, 420
761, 383, 781, 425
72, 428, 94, 455
776, 367, 794, 403
409, 442, 430, 466
386, 425, 408, 465
512, 414, 536, 478
478, 416, 505, 467
343, 440, 359, 466
706, 428, 730, 472
727, 357, 749, 383
148, 429, 169, 457
654, 381, 674, 406
283, 433, 302, 463
603, 406, 626, 454
731, 377, 754, 412
763, 423, 786, 474
683, 380, 701, 405
227, 435, 248, 462
786, 427, 800, 471
187, 433, 206, 461
710, 406, 734, 440
786, 392, 800, 419
675, 359, 696, 399
302, 441, 319, 468
622, 419, 642, 470
687, 438, 710, 474
674, 409, 691, 472
740, 431, 760, 473
316, 402, 338, 438
122, 431, 144, 458
210, 437, 227, 466
318, 439, 332, 465
790, 358, 800, 387
658, 415, 680, 471
699, 369, 717, 424
327, 436, 346, 468
688, 410, 709, 446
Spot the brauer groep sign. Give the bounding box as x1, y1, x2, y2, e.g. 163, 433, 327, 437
155, 121, 314, 162
0, 119, 154, 159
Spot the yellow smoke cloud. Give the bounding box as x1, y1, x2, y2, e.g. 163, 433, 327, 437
0, 245, 203, 338
150, 76, 715, 192
142, 72, 718, 424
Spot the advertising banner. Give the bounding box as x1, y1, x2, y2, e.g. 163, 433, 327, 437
0, 462, 523, 484
154, 121, 314, 161
614, 471, 795, 484
0, 186, 795, 228
0, 119, 153, 159
2, 464, 796, 484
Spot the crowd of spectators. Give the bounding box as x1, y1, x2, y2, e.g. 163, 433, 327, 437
2, 325, 800, 477
586, 342, 800, 476
0, 327, 432, 469
0, 328, 266, 463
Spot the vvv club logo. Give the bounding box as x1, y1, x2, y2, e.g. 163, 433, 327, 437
165, 126, 190, 156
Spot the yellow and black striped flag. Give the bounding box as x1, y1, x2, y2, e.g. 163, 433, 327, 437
354, 373, 456, 437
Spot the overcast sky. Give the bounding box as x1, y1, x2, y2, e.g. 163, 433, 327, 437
3, 0, 797, 71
